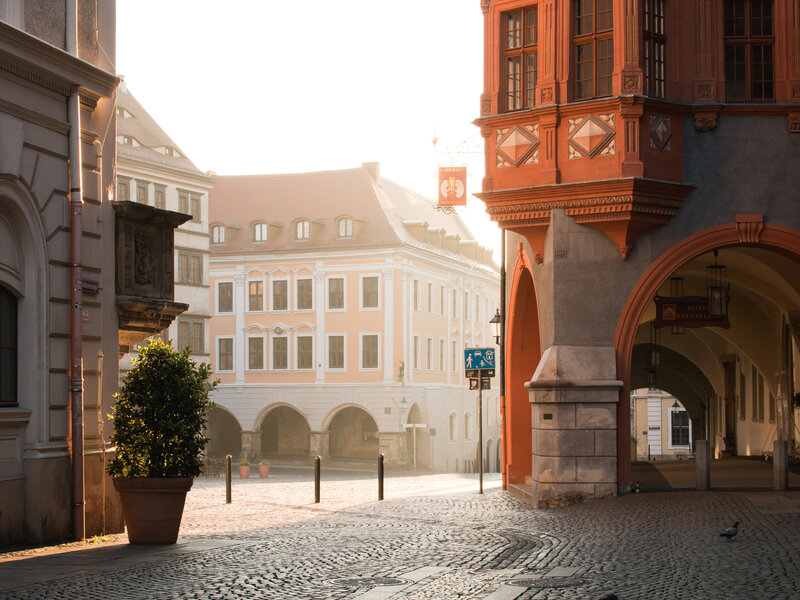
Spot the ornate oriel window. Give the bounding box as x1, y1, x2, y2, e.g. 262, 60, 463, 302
573, 0, 614, 100
503, 6, 538, 111
724, 0, 774, 102
643, 0, 666, 98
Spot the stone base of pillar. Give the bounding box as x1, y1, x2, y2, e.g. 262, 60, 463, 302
527, 346, 622, 508
379, 432, 406, 467
774, 440, 788, 491
309, 431, 330, 459
241, 431, 261, 462
695, 439, 710, 490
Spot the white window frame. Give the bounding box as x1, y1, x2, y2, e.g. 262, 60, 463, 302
426, 336, 433, 371
427, 282, 433, 313
360, 332, 381, 371
270, 276, 289, 312
439, 338, 447, 373
246, 334, 265, 371
668, 406, 692, 450
216, 336, 234, 372
211, 224, 225, 244
254, 222, 268, 242
360, 274, 381, 311
270, 333, 290, 370
475, 294, 481, 322
326, 276, 346, 311
247, 277, 265, 312
452, 289, 458, 319
412, 279, 420, 311
440, 285, 446, 316
295, 333, 314, 370
295, 277, 314, 311
464, 292, 470, 321
413, 334, 420, 370
326, 333, 347, 371
215, 280, 234, 314
451, 340, 458, 372
295, 219, 310, 240
337, 217, 353, 238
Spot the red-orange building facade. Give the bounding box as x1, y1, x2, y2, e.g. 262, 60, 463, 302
477, 0, 800, 506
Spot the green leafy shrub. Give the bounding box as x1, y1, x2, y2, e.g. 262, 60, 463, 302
108, 339, 217, 478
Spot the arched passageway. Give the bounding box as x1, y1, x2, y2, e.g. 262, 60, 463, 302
329, 406, 379, 459
260, 405, 311, 458
205, 406, 242, 458
405, 403, 430, 469
616, 224, 800, 488
505, 254, 541, 484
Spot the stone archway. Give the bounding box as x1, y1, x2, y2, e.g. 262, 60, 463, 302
505, 247, 542, 484
405, 403, 430, 469
328, 406, 379, 460
205, 406, 242, 459
615, 220, 800, 486
260, 405, 311, 458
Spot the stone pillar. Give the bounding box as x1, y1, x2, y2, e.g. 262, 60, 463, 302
774, 440, 789, 491
379, 432, 406, 467
527, 346, 622, 508
241, 431, 261, 461
695, 440, 711, 490
309, 431, 330, 458
233, 270, 245, 385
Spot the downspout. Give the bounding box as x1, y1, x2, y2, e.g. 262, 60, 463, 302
67, 0, 85, 542
499, 228, 506, 490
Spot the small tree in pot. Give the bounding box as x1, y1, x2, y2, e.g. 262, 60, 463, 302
108, 339, 217, 544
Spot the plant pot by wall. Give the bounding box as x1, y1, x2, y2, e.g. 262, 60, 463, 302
113, 477, 193, 544
239, 465, 250, 478
258, 464, 269, 478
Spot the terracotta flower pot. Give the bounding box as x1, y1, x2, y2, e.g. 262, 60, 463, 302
258, 464, 269, 478
113, 477, 193, 544
239, 465, 250, 478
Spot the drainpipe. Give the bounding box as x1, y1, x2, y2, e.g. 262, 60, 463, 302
67, 0, 85, 542
499, 228, 507, 490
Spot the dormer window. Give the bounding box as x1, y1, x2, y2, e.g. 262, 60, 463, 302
337, 218, 353, 238
254, 223, 268, 242
212, 225, 225, 244
116, 107, 133, 119
117, 135, 141, 147
296, 220, 310, 240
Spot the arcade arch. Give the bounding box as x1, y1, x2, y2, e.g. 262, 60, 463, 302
616, 223, 800, 487
405, 402, 430, 469
205, 406, 242, 458
327, 405, 379, 460
259, 405, 311, 458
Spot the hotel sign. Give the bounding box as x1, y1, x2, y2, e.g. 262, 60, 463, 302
438, 166, 467, 207
653, 295, 730, 329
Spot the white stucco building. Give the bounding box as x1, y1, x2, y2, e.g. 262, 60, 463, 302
208, 163, 501, 471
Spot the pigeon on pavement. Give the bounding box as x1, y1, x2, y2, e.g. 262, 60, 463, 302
720, 521, 739, 540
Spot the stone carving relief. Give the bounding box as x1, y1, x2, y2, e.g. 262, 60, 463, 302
649, 115, 672, 151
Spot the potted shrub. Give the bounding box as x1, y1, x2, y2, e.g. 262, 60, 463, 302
258, 458, 269, 478
108, 339, 217, 544
239, 458, 250, 479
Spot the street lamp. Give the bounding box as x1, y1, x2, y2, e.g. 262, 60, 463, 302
489, 308, 502, 345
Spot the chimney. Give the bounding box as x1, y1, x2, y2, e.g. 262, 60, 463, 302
363, 162, 380, 184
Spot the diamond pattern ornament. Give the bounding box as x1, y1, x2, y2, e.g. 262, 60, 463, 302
567, 114, 615, 158
496, 125, 539, 167
650, 115, 672, 151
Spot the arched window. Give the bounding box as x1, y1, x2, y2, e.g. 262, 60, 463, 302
449, 412, 457, 441
0, 285, 18, 407
464, 412, 472, 440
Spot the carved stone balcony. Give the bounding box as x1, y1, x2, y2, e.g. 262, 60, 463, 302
113, 201, 190, 355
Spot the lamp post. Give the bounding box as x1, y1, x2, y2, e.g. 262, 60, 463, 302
490, 308, 502, 345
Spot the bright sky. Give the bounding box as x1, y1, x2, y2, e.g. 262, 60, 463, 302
116, 0, 500, 258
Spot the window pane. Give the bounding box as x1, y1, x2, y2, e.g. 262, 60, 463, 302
525, 8, 538, 45
254, 223, 268, 242
525, 52, 537, 107
362, 276, 378, 308
506, 56, 521, 110
575, 0, 593, 35
597, 0, 613, 31
219, 338, 233, 371
192, 322, 204, 353
154, 187, 165, 209
329, 278, 344, 309
249, 281, 263, 311
597, 38, 614, 96
248, 337, 264, 369
575, 42, 593, 99
218, 282, 233, 312
297, 279, 313, 310
329, 335, 344, 368
0, 287, 18, 405
506, 11, 522, 49
272, 337, 287, 369
297, 336, 312, 369
362, 334, 378, 369
273, 280, 288, 310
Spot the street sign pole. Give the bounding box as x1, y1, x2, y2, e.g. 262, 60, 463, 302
478, 383, 483, 495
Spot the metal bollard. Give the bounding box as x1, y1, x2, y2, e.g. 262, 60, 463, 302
314, 455, 321, 503
378, 453, 384, 501
225, 454, 232, 504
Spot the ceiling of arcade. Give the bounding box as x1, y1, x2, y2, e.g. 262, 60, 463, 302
632, 247, 800, 409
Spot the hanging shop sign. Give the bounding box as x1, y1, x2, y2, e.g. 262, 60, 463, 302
438, 166, 467, 207
653, 295, 730, 329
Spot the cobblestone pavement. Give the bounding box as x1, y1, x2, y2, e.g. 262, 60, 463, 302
2, 468, 800, 599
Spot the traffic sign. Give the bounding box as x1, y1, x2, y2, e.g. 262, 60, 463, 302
464, 348, 495, 371
481, 378, 490, 390
469, 378, 479, 390
466, 368, 495, 378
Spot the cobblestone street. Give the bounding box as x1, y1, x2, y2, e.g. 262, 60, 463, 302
2, 467, 800, 599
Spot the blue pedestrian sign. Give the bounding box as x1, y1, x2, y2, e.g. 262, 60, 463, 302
464, 347, 495, 371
